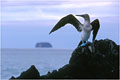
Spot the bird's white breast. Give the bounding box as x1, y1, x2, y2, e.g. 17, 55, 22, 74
81, 30, 91, 41
80, 21, 92, 41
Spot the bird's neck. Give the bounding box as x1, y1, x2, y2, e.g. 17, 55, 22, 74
86, 17, 90, 22
84, 16, 90, 23
83, 19, 92, 32
84, 19, 90, 25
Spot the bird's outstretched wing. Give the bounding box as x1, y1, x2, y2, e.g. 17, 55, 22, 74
49, 14, 82, 34
91, 19, 100, 41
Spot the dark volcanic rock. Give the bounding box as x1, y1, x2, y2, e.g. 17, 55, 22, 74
68, 39, 119, 79
10, 65, 40, 79
10, 39, 119, 79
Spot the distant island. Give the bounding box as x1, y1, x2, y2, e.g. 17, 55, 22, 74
35, 42, 52, 48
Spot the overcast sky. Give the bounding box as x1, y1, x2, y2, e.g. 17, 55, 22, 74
1, 0, 119, 49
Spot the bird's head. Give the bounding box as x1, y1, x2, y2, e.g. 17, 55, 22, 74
76, 14, 90, 21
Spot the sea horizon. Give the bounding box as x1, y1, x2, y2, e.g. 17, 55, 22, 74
1, 48, 74, 79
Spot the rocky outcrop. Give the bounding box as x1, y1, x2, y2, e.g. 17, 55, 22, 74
10, 39, 119, 79
10, 65, 40, 79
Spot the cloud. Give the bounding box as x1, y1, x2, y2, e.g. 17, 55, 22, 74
40, 2, 113, 9
2, 0, 118, 6
2, 6, 63, 21
1, 0, 119, 22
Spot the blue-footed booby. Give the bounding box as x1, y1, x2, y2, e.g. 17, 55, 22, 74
49, 14, 100, 47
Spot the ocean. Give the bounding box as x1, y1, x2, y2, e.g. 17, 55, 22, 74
1, 48, 73, 79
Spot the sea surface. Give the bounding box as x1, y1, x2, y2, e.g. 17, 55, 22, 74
1, 48, 73, 79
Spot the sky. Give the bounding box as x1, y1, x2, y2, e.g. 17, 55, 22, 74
1, 0, 119, 49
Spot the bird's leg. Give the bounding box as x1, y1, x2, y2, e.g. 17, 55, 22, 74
80, 41, 86, 47
86, 40, 88, 43
78, 41, 82, 46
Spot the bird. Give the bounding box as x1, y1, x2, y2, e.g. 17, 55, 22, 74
49, 14, 100, 47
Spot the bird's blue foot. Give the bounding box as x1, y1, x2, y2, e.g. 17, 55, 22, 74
86, 41, 88, 43
80, 42, 87, 47
80, 41, 89, 47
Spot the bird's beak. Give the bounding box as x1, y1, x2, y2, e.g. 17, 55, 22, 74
76, 15, 85, 18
